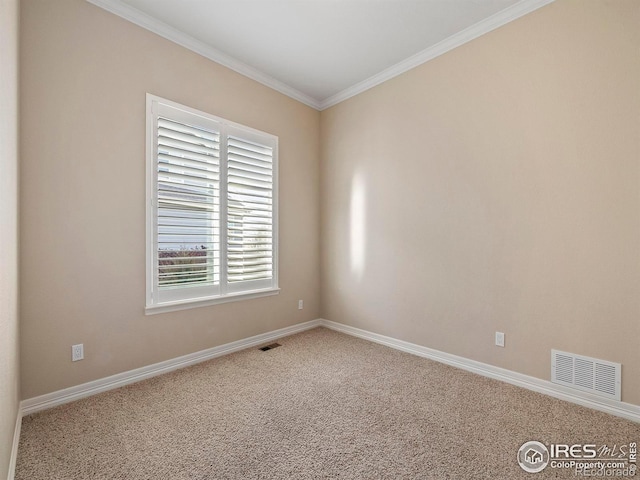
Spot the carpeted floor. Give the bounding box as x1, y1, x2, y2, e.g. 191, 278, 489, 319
16, 327, 640, 479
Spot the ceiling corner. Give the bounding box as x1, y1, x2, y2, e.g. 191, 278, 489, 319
85, 0, 323, 110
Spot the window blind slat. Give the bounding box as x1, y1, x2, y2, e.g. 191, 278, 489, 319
158, 127, 220, 149
159, 166, 219, 183
158, 117, 220, 142
228, 163, 272, 179
228, 176, 272, 190
159, 154, 219, 175
228, 224, 272, 231
158, 214, 220, 222
160, 261, 219, 270
228, 186, 272, 199
228, 137, 272, 156
227, 153, 272, 170
159, 144, 219, 165
228, 228, 273, 236
158, 135, 220, 158
158, 189, 218, 203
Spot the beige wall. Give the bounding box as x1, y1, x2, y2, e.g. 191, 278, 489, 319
18, 0, 640, 410
20, 0, 320, 399
321, 0, 640, 405
0, 0, 20, 475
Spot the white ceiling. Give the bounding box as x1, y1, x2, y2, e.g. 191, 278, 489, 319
89, 0, 553, 109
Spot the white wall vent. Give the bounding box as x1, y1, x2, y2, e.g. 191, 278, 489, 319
551, 350, 621, 401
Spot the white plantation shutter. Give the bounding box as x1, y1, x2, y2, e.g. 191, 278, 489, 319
155, 116, 221, 302
147, 95, 278, 312
227, 134, 274, 288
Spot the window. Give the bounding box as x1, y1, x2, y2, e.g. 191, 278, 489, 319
146, 94, 278, 313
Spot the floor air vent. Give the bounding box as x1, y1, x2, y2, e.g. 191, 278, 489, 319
259, 343, 281, 351
551, 350, 621, 400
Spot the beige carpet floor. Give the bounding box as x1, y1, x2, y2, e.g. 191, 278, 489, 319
16, 327, 640, 479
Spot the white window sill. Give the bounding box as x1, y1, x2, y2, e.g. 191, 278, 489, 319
145, 287, 280, 315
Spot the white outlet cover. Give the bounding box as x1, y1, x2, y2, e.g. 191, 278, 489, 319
72, 344, 84, 361
495, 332, 505, 347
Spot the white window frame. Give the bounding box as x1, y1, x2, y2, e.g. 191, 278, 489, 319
146, 94, 279, 314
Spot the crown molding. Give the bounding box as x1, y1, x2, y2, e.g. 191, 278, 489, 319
85, 0, 322, 110
87, 0, 554, 112
319, 0, 556, 110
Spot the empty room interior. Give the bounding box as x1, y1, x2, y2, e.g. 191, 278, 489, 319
2, 0, 640, 478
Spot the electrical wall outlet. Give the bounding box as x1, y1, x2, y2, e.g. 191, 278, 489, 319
298, 299, 303, 310
72, 344, 84, 361
495, 332, 505, 347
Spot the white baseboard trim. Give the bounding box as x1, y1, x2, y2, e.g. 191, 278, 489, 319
7, 408, 21, 480
18, 316, 640, 425
319, 319, 640, 424
20, 319, 322, 416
